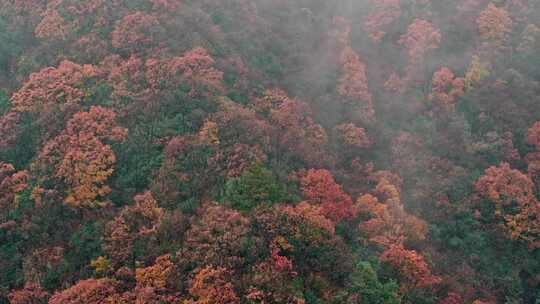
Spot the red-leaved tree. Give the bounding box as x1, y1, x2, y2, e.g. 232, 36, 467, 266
475, 162, 540, 247
300, 169, 355, 222
35, 106, 127, 208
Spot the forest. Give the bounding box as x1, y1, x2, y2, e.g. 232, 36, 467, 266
0, 0, 539, 303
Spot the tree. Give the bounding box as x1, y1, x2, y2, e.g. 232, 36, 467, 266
365, 0, 401, 43
111, 12, 161, 54
280, 202, 335, 234
185, 266, 240, 304
146, 47, 224, 97
300, 169, 355, 222
380, 243, 441, 291
477, 4, 512, 49
475, 162, 535, 207
70, 33, 109, 63
102, 54, 149, 104
356, 190, 427, 246
440, 293, 464, 304
214, 96, 272, 147
135, 254, 178, 292
21, 246, 64, 287
526, 121, 540, 188
154, 132, 215, 204
103, 191, 164, 266
252, 205, 354, 285
251, 89, 330, 166
8, 282, 50, 304
517, 24, 540, 54
252, 88, 289, 116
464, 55, 490, 89
53, 135, 116, 207
244, 237, 302, 304
35, 106, 127, 208
337, 46, 376, 124
334, 123, 371, 149
0, 111, 21, 150
11, 60, 97, 115
429, 67, 465, 109
34, 6, 74, 41
346, 261, 401, 304
62, 105, 128, 142
151, 104, 267, 205
223, 163, 289, 212
48, 279, 118, 304
90, 256, 113, 277
399, 19, 441, 85
399, 19, 441, 61
475, 162, 540, 247
10, 60, 99, 139
329, 16, 352, 47
527, 121, 540, 150
270, 97, 330, 166
0, 162, 29, 221
178, 203, 250, 270
34, 0, 119, 45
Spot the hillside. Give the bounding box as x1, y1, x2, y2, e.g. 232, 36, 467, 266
1, 0, 540, 303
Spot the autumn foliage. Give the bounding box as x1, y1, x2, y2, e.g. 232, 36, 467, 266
380, 243, 441, 291
527, 121, 540, 150
399, 19, 441, 85
365, 0, 400, 43
48, 279, 118, 304
475, 162, 540, 247
11, 60, 96, 115
0, 111, 21, 150
103, 191, 164, 265
334, 123, 371, 149
300, 169, 355, 222
185, 266, 240, 304
477, 4, 513, 49
35, 106, 126, 208
429, 67, 465, 109
337, 46, 375, 123
145, 47, 224, 97
2, 1, 540, 303
0, 162, 29, 219
111, 12, 161, 53
8, 282, 49, 304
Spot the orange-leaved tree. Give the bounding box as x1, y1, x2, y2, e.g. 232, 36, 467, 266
475, 162, 540, 247
300, 169, 355, 222
35, 106, 126, 208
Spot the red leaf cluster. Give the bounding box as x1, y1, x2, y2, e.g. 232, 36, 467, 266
48, 278, 118, 304
429, 67, 465, 109
104, 191, 164, 265
0, 162, 29, 219
477, 4, 512, 47
334, 123, 371, 149
380, 242, 441, 291
11, 60, 97, 115
36, 106, 126, 208
8, 282, 50, 304
475, 162, 540, 247
300, 169, 355, 222
365, 0, 401, 42
111, 12, 161, 53
337, 46, 376, 124
185, 266, 240, 304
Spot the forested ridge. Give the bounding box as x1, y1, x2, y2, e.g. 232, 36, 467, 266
0, 0, 540, 303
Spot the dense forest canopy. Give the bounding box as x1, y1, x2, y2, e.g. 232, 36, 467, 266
0, 0, 540, 303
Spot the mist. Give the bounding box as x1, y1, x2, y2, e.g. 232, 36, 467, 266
0, 0, 539, 303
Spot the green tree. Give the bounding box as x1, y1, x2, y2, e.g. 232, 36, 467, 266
347, 261, 401, 304
223, 163, 289, 212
